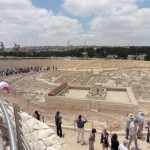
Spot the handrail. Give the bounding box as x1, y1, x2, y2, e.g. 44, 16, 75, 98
0, 100, 18, 150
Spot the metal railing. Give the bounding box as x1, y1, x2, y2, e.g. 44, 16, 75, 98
0, 100, 18, 150
42, 114, 108, 131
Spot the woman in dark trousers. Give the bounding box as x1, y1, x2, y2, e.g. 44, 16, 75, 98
55, 111, 63, 137
111, 133, 119, 150
146, 120, 150, 143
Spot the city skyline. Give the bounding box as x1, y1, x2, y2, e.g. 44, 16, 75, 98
0, 0, 150, 48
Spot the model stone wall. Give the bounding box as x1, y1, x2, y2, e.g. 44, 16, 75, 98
44, 96, 139, 115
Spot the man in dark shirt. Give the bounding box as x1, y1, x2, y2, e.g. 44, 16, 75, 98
55, 111, 63, 137
76, 115, 87, 145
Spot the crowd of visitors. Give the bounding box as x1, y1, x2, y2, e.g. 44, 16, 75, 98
0, 65, 58, 77
1, 82, 149, 150
0, 66, 42, 77
52, 111, 150, 150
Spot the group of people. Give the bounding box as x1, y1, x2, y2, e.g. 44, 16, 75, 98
1, 79, 149, 150
0, 65, 58, 78
53, 111, 150, 150
0, 66, 42, 77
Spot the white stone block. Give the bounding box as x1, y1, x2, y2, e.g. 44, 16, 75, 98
38, 121, 50, 129
26, 118, 39, 127
33, 123, 43, 130
37, 140, 47, 150
38, 129, 54, 139
21, 112, 32, 121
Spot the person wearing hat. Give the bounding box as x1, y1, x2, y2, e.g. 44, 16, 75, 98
118, 139, 129, 150
0, 82, 11, 93
128, 119, 141, 150
125, 113, 134, 139
136, 112, 144, 139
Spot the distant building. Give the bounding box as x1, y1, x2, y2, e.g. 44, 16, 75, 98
128, 54, 146, 60
128, 55, 136, 60
107, 55, 118, 59
136, 54, 146, 60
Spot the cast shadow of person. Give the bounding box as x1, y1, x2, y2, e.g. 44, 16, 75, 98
131, 148, 142, 150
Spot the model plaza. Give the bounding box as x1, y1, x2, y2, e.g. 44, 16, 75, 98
1, 59, 149, 132
0, 59, 150, 150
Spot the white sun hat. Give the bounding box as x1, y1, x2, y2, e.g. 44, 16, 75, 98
0, 82, 11, 92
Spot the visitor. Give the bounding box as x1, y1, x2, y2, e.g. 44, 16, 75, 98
55, 111, 63, 138
100, 128, 109, 150
111, 133, 119, 150
0, 82, 11, 93
146, 120, 150, 143
128, 119, 141, 150
118, 139, 129, 150
125, 113, 134, 139
76, 115, 87, 145
89, 128, 96, 150
33, 111, 40, 120
136, 112, 144, 139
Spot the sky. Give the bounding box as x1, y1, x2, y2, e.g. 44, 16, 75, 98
0, 0, 150, 48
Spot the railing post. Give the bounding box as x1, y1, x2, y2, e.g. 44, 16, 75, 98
14, 104, 23, 150
0, 129, 4, 150
74, 120, 76, 132
91, 121, 93, 129
42, 115, 44, 123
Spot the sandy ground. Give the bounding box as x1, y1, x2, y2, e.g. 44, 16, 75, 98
51, 127, 150, 150
1, 59, 150, 71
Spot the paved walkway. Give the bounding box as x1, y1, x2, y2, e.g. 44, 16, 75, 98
55, 128, 150, 150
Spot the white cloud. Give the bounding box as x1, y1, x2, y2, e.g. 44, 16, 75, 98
63, 0, 142, 16
63, 0, 150, 45
0, 0, 83, 47
0, 0, 150, 47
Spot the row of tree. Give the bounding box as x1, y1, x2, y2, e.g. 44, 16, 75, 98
0, 42, 20, 54
1, 42, 150, 60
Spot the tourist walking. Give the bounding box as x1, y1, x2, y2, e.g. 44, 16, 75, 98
118, 139, 129, 150
100, 128, 109, 150
125, 113, 134, 139
136, 112, 144, 139
76, 115, 87, 145
111, 133, 119, 150
128, 119, 141, 150
89, 128, 96, 150
55, 111, 63, 137
33, 111, 40, 120
146, 120, 150, 143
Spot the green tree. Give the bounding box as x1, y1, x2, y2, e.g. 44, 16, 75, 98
13, 42, 20, 55
0, 42, 5, 53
